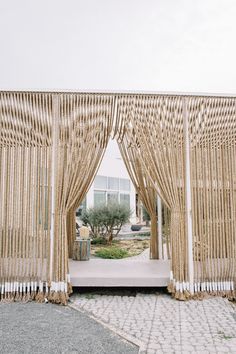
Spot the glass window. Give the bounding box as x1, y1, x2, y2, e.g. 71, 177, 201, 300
120, 193, 130, 207
107, 191, 119, 204
108, 177, 119, 190
94, 191, 106, 206
77, 198, 86, 217
94, 175, 107, 189
119, 178, 130, 191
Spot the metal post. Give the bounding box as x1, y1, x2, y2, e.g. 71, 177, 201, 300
183, 97, 194, 295
49, 94, 59, 282
157, 196, 163, 259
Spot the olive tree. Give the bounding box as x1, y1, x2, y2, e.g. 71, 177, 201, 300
81, 202, 131, 243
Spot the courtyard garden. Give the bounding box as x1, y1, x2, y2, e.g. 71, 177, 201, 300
91, 238, 150, 259
80, 202, 151, 259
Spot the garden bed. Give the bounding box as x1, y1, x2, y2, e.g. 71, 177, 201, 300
91, 239, 150, 259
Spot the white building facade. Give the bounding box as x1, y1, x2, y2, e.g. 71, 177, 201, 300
85, 140, 137, 223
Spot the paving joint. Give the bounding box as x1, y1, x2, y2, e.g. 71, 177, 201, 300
69, 302, 144, 352
71, 293, 236, 353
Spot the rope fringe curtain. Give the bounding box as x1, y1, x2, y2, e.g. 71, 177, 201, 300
0, 92, 52, 302
53, 93, 114, 300
117, 110, 171, 260
115, 94, 236, 301
115, 95, 188, 299
0, 92, 114, 304
0, 91, 235, 303
189, 97, 236, 299
118, 129, 159, 259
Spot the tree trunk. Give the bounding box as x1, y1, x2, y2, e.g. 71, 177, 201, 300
107, 231, 113, 244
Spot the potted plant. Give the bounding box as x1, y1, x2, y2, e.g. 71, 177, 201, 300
131, 224, 142, 231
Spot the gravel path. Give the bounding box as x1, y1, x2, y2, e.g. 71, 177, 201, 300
119, 248, 150, 261
0, 302, 138, 354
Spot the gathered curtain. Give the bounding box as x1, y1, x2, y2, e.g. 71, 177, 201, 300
51, 93, 115, 303
66, 133, 111, 258
1, 90, 235, 304
118, 136, 159, 259
115, 95, 188, 299
115, 94, 236, 301
64, 94, 115, 257
0, 92, 53, 302
188, 96, 236, 299
0, 92, 114, 304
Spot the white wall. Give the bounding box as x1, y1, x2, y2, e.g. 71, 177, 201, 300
86, 139, 137, 223
97, 140, 130, 178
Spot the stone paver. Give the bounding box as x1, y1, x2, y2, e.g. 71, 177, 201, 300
71, 292, 236, 353
118, 245, 168, 261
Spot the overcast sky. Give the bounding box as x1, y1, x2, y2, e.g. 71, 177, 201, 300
0, 0, 236, 95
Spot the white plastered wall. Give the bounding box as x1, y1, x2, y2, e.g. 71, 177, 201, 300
86, 140, 136, 223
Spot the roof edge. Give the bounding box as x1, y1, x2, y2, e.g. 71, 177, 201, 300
0, 88, 236, 98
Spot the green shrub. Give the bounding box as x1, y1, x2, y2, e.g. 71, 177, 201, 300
91, 237, 107, 245
135, 232, 150, 237
95, 247, 129, 259
81, 202, 131, 243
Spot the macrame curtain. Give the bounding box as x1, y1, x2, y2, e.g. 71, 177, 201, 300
0, 90, 235, 304
0, 92, 114, 304
117, 136, 159, 259
68, 95, 115, 254
66, 132, 112, 258
115, 95, 190, 299
0, 92, 53, 302
115, 94, 236, 300
189, 96, 236, 299
53, 93, 114, 287
117, 122, 172, 260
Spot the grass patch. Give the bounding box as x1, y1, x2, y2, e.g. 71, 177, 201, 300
134, 232, 150, 237
217, 331, 235, 340
95, 247, 129, 259
91, 239, 150, 258
91, 237, 107, 245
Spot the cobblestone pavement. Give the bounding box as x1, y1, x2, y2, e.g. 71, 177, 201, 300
71, 292, 236, 353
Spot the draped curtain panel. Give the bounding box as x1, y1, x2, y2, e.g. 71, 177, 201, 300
65, 94, 114, 257
189, 97, 236, 298
115, 95, 190, 299
115, 94, 236, 300
0, 90, 235, 304
118, 136, 159, 259
0, 92, 114, 304
52, 94, 114, 301
0, 92, 53, 302
118, 121, 172, 260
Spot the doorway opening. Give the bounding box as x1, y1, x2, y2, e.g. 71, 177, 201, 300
70, 139, 171, 287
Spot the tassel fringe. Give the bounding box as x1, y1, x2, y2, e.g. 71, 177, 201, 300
0, 282, 72, 306
168, 280, 236, 301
